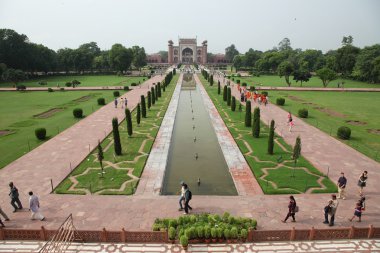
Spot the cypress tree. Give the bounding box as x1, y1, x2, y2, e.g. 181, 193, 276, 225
147, 91, 151, 110
158, 82, 162, 97
252, 107, 260, 138
245, 100, 252, 127
112, 117, 122, 155
210, 75, 214, 86
151, 87, 156, 105
155, 85, 158, 100
136, 103, 141, 125
227, 87, 231, 106
231, 96, 236, 111
223, 86, 227, 101
218, 80, 221, 95
293, 136, 301, 163
125, 108, 133, 137
97, 140, 104, 175
163, 82, 166, 92
268, 120, 275, 154
173, 68, 176, 75
141, 95, 147, 118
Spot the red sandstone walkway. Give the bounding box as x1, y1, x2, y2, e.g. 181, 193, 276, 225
0, 70, 379, 233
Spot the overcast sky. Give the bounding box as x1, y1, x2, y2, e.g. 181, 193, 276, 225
1, 0, 379, 54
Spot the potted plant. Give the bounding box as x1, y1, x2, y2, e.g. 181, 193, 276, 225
240, 228, 248, 242
204, 226, 211, 243
211, 228, 217, 243
180, 235, 189, 250
230, 227, 238, 243
224, 228, 231, 243
197, 226, 204, 242
168, 227, 176, 243
217, 228, 223, 242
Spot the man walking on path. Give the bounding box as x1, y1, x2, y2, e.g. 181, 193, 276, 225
0, 205, 10, 221
121, 98, 124, 109
28, 192, 45, 221
114, 98, 118, 108
124, 98, 128, 108
323, 194, 339, 226
183, 184, 192, 215
9, 182, 22, 212
337, 172, 347, 199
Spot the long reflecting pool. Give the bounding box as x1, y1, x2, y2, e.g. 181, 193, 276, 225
162, 74, 237, 195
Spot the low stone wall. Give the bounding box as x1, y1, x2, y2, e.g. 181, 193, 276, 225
0, 226, 379, 243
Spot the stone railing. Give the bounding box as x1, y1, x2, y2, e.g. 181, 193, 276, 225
0, 225, 379, 243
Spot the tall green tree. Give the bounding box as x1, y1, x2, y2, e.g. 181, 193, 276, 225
245, 100, 252, 127
231, 96, 236, 111
1, 68, 26, 85
232, 55, 243, 71
252, 107, 260, 138
109, 43, 133, 72
131, 45, 147, 71
209, 75, 214, 86
293, 63, 311, 87
141, 95, 147, 118
97, 140, 104, 176
217, 80, 221, 95
316, 67, 337, 87
151, 87, 156, 105
155, 85, 158, 100
136, 103, 141, 125
278, 61, 294, 86
293, 136, 302, 164
112, 117, 122, 155
147, 91, 151, 109
157, 82, 162, 97
125, 108, 133, 137
223, 85, 227, 101
268, 120, 275, 154
225, 44, 239, 62
352, 44, 380, 83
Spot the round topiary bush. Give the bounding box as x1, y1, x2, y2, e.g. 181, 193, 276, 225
73, 108, 83, 118
97, 98, 105, 105
298, 108, 308, 118
124, 86, 129, 91
48, 88, 54, 92
337, 126, 351, 140
261, 91, 268, 96
65, 82, 72, 87
276, 98, 285, 106
35, 128, 46, 140
113, 91, 120, 97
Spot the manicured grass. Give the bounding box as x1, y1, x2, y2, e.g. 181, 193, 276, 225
0, 90, 117, 169
229, 75, 378, 88
0, 75, 147, 88
199, 75, 337, 194
268, 91, 380, 161
55, 74, 179, 195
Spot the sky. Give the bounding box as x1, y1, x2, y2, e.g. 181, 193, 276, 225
1, 0, 379, 54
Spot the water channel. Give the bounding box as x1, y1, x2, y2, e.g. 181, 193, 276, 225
162, 73, 237, 195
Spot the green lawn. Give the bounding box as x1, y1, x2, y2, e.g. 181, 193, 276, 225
228, 75, 378, 88
0, 90, 117, 169
0, 75, 147, 88
199, 75, 337, 194
268, 91, 380, 161
55, 74, 179, 195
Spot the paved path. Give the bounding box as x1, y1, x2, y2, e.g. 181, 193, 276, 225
0, 70, 380, 233
0, 239, 379, 253
0, 85, 144, 92
247, 86, 380, 92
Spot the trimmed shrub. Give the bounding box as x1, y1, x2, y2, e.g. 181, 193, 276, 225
249, 86, 255, 91
204, 226, 211, 239
197, 226, 204, 239
131, 82, 137, 86
72, 80, 81, 87
113, 91, 120, 97
231, 96, 236, 111
123, 86, 129, 91
245, 100, 252, 127
60, 87, 65, 91
16, 85, 26, 90
147, 91, 151, 109
97, 98, 106, 105
236, 79, 240, 84
230, 227, 238, 239
268, 120, 275, 154
218, 81, 221, 94
211, 228, 217, 239
112, 118, 122, 155
125, 108, 133, 137
48, 88, 54, 92
151, 87, 156, 105
261, 91, 268, 96
38, 81, 47, 85
337, 126, 351, 140
65, 82, 72, 87
158, 82, 161, 97
136, 103, 141, 125
35, 128, 46, 140
224, 228, 231, 240
73, 108, 83, 118
227, 87, 231, 106
216, 228, 223, 239
180, 235, 188, 247
276, 98, 285, 106
298, 108, 309, 118
242, 82, 247, 86
141, 95, 147, 117
223, 85, 227, 101
240, 229, 248, 240
252, 107, 260, 138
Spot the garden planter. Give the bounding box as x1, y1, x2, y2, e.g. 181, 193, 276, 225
205, 239, 211, 243
212, 238, 217, 243
218, 238, 224, 243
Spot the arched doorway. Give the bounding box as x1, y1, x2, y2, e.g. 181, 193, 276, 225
182, 48, 193, 63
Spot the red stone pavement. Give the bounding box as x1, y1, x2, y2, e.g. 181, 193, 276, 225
0, 72, 379, 233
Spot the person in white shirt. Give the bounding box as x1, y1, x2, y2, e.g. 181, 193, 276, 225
29, 191, 45, 221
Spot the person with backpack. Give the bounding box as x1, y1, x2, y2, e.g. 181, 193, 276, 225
183, 184, 192, 215
282, 195, 297, 223
9, 182, 23, 212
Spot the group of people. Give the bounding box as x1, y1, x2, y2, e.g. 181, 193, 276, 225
0, 182, 44, 227
178, 181, 192, 215
281, 171, 368, 226
235, 85, 269, 106
114, 97, 128, 109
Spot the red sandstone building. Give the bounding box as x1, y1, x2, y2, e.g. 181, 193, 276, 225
168, 38, 207, 64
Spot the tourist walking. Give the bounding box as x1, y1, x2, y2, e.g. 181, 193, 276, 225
114, 98, 118, 108
323, 194, 339, 226
282, 195, 297, 223
124, 98, 128, 108
121, 98, 124, 108
183, 184, 192, 215
28, 192, 45, 221
178, 181, 185, 211
0, 205, 10, 221
358, 171, 368, 195
337, 172, 347, 199
287, 112, 294, 132
0, 217, 4, 227
9, 182, 23, 212
349, 202, 362, 222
